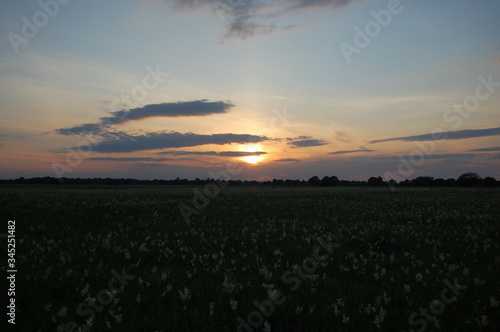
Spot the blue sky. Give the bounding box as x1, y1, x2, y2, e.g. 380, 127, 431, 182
1, 0, 499, 181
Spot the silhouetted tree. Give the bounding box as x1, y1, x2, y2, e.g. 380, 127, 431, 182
321, 176, 339, 186
308, 176, 321, 186
412, 176, 434, 187
483, 176, 497, 187
457, 172, 482, 187
368, 176, 385, 186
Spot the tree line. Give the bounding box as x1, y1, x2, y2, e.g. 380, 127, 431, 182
0, 172, 497, 187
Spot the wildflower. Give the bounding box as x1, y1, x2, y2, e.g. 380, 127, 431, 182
179, 287, 191, 302
404, 284, 411, 293
490, 297, 499, 307
57, 306, 67, 317
209, 302, 215, 316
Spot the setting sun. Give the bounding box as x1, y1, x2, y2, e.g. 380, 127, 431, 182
240, 145, 265, 164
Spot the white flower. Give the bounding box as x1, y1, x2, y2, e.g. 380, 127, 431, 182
295, 306, 303, 314
136, 294, 141, 303
404, 284, 411, 293
229, 299, 238, 310
57, 306, 67, 317
415, 273, 423, 282
342, 314, 350, 323
209, 302, 215, 316
490, 297, 499, 307
267, 289, 281, 302
85, 316, 94, 328
179, 287, 191, 302
263, 320, 271, 332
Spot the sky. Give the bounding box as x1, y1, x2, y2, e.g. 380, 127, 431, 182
1, 0, 499, 181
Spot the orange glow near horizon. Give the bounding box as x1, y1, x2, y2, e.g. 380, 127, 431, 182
240, 145, 265, 165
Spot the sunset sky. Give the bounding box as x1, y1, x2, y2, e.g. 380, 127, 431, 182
1, 0, 500, 181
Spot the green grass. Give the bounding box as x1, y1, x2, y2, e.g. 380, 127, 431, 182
1, 185, 499, 331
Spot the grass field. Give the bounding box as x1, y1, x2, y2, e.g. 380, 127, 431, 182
1, 185, 499, 331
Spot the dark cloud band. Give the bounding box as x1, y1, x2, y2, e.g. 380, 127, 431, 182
370, 127, 500, 144
82, 131, 270, 153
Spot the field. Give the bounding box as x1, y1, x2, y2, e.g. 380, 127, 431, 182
1, 185, 499, 331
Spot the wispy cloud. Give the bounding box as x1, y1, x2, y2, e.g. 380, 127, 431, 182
374, 153, 476, 160
329, 147, 374, 155
88, 157, 177, 162
56, 123, 103, 136
469, 146, 500, 152
275, 158, 300, 162
102, 100, 234, 124
370, 127, 500, 144
83, 131, 270, 153
161, 0, 359, 41
56, 100, 234, 135
288, 136, 327, 148
157, 150, 267, 157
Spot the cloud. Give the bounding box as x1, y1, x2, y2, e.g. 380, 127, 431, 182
88, 157, 177, 162
102, 100, 234, 125
469, 146, 500, 152
56, 100, 234, 135
329, 147, 374, 155
275, 158, 300, 162
288, 136, 327, 148
83, 131, 270, 153
161, 0, 359, 41
370, 127, 500, 144
55, 123, 103, 136
157, 150, 267, 157
373, 153, 476, 161
412, 153, 475, 160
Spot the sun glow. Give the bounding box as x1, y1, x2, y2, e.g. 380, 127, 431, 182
240, 145, 265, 164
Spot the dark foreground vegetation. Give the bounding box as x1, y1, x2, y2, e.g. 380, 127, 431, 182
1, 186, 499, 331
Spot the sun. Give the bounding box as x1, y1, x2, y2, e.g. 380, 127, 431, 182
240, 145, 264, 164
